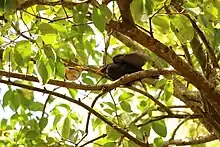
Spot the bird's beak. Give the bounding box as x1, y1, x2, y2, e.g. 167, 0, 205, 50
98, 65, 108, 74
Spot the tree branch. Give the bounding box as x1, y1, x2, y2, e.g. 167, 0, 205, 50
0, 79, 148, 147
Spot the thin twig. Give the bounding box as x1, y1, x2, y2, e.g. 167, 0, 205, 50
79, 134, 107, 147
129, 86, 174, 116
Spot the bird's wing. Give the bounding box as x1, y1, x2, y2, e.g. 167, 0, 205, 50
113, 53, 148, 68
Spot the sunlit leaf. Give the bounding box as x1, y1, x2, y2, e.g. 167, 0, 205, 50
170, 14, 194, 43
93, 118, 102, 130
41, 34, 57, 44
68, 89, 77, 99
152, 15, 170, 34
14, 40, 31, 66
62, 117, 71, 139
92, 7, 106, 32
27, 61, 34, 74
154, 137, 163, 147
119, 92, 134, 101
53, 114, 62, 129
1, 119, 7, 129
163, 80, 174, 101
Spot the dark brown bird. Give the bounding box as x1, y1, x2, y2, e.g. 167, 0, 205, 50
100, 53, 158, 80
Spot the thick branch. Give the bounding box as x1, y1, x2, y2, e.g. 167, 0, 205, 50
0, 69, 177, 91
116, 0, 135, 26
108, 20, 220, 113
16, 0, 90, 10
163, 134, 217, 146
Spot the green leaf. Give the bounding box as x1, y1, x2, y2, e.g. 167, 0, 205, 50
0, 0, 5, 12
99, 4, 112, 23
103, 142, 116, 147
1, 119, 7, 129
41, 34, 57, 44
72, 3, 89, 23
27, 61, 34, 74
29, 102, 43, 111
120, 101, 132, 112
3, 90, 13, 107
140, 100, 147, 107
145, 0, 154, 15
14, 50, 24, 67
106, 125, 121, 140
163, 80, 173, 101
53, 114, 62, 129
69, 113, 78, 121
14, 40, 32, 66
128, 123, 143, 139
155, 79, 166, 88
62, 117, 71, 139
170, 14, 194, 43
152, 15, 170, 34
82, 73, 94, 85
103, 102, 116, 109
36, 52, 52, 84
140, 124, 151, 136
104, 108, 113, 114
37, 59, 50, 84
39, 117, 48, 131
35, 142, 47, 147
4, 0, 13, 10
119, 92, 134, 101
10, 113, 18, 128
55, 62, 65, 79
213, 28, 220, 49
11, 90, 21, 111
58, 104, 71, 111
68, 89, 77, 99
43, 45, 56, 61
38, 23, 56, 35
56, 44, 75, 60
92, 118, 102, 130
25, 130, 39, 139
152, 120, 167, 137
128, 140, 139, 147
204, 2, 218, 18
92, 7, 106, 32
154, 137, 163, 147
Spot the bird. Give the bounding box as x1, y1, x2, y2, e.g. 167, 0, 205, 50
100, 53, 158, 81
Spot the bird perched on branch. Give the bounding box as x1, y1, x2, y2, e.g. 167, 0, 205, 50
100, 53, 159, 81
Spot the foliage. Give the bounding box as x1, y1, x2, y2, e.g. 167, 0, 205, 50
0, 0, 220, 147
